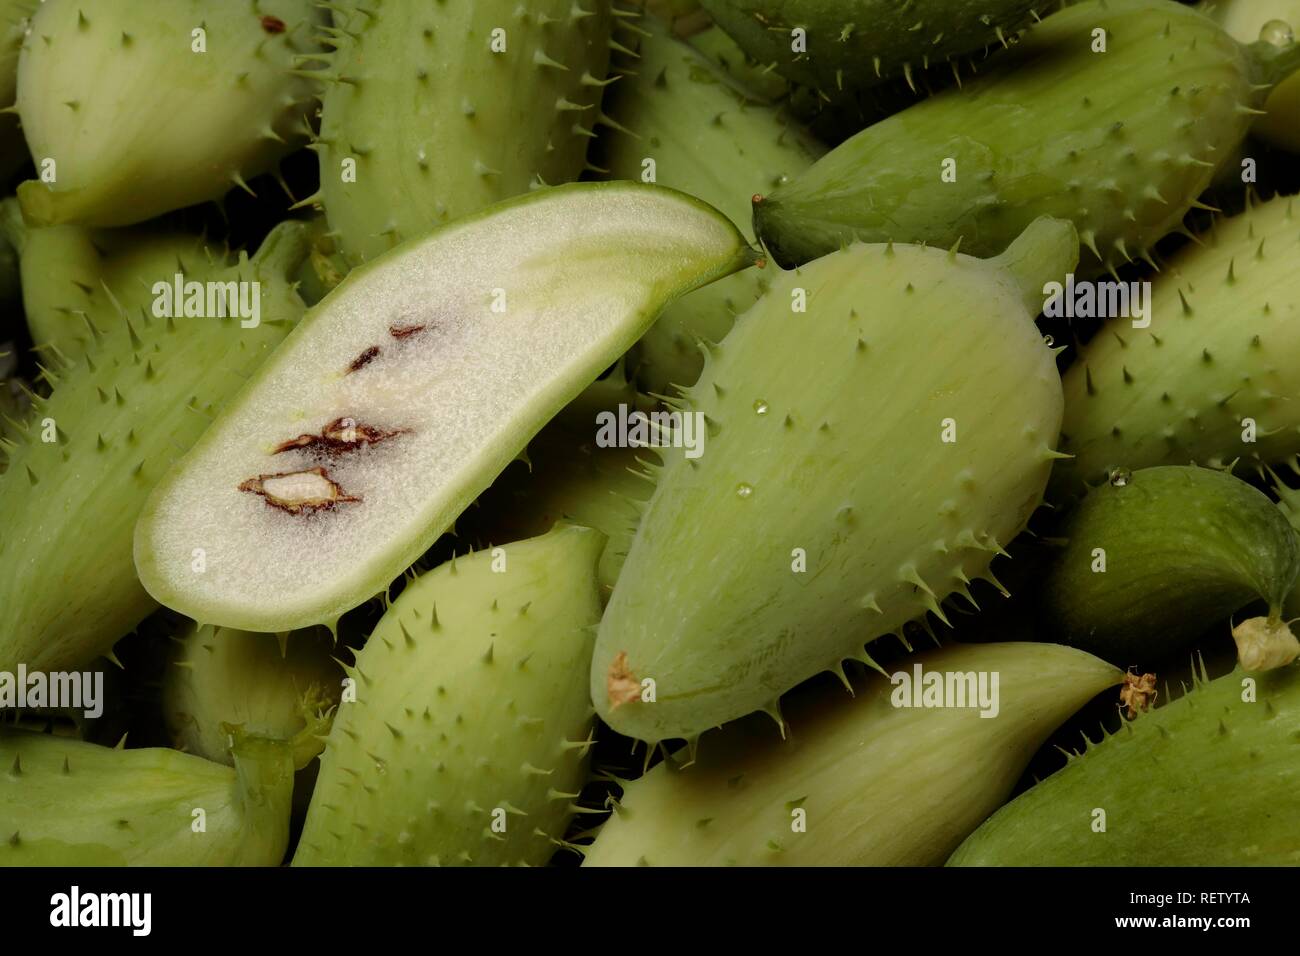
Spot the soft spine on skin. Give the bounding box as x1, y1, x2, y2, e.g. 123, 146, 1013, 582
596, 15, 823, 394
0, 221, 313, 674
948, 660, 1300, 866
294, 526, 605, 867
1054, 195, 1300, 493
584, 643, 1122, 866
307, 0, 615, 268
590, 216, 1079, 745
753, 0, 1300, 273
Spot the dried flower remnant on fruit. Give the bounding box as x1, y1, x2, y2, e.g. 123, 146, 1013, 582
272, 418, 406, 456
238, 467, 360, 515
260, 15, 286, 34
1120, 670, 1158, 718
606, 651, 640, 709
389, 323, 426, 340
347, 346, 380, 373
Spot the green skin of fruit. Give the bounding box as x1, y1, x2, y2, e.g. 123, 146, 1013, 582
1205, 0, 1300, 152
948, 661, 1300, 865
316, 0, 612, 267
294, 525, 604, 866
1267, 480, 1300, 620
688, 25, 790, 102
1042, 465, 1300, 669
164, 623, 341, 768
0, 197, 228, 361
0, 2, 35, 182
0, 727, 296, 865
585, 642, 1122, 866
16, 0, 324, 227
600, 17, 823, 394
0, 221, 312, 673
699, 0, 1040, 92
133, 183, 755, 635
592, 217, 1078, 744
462, 361, 655, 596
1054, 196, 1300, 493
754, 0, 1300, 273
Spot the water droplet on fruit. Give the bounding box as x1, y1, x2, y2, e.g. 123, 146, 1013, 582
1260, 19, 1294, 47
1109, 469, 1131, 487
753, 400, 769, 415
736, 482, 754, 499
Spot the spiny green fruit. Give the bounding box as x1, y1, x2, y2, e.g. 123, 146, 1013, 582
0, 1, 37, 182
1267, 477, 1300, 649
699, 0, 1040, 94
1054, 195, 1300, 492
1206, 0, 1300, 152
584, 642, 1122, 866
0, 727, 296, 865
591, 216, 1078, 744
0, 373, 29, 474
0, 221, 312, 674
1042, 466, 1300, 670
16, 0, 324, 227
948, 661, 1300, 866
134, 183, 754, 634
461, 361, 655, 595
311, 0, 612, 268
0, 198, 226, 361
292, 215, 347, 307
754, 0, 1300, 272
294, 525, 604, 866
164, 623, 341, 768
598, 17, 822, 394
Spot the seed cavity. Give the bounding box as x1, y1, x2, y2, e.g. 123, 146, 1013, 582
273, 417, 406, 456
348, 346, 381, 373
389, 323, 427, 339
239, 467, 360, 515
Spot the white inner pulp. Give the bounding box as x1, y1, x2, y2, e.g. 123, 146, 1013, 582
141, 187, 743, 624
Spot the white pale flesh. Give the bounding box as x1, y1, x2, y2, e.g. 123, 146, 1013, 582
134, 183, 751, 631
583, 643, 1123, 867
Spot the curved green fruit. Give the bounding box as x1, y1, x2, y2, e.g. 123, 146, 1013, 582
584, 642, 1122, 866
16, 0, 323, 227
948, 662, 1300, 866
599, 17, 822, 393
0, 221, 312, 673
0, 727, 296, 865
754, 0, 1300, 272
315, 0, 611, 267
461, 360, 655, 595
0, 198, 226, 361
1055, 195, 1300, 492
134, 183, 754, 634
164, 623, 340, 768
1042, 466, 1300, 669
294, 525, 604, 867
698, 0, 1039, 93
1206, 0, 1300, 152
591, 216, 1077, 743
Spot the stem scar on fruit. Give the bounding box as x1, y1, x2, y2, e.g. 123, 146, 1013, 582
607, 651, 641, 709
